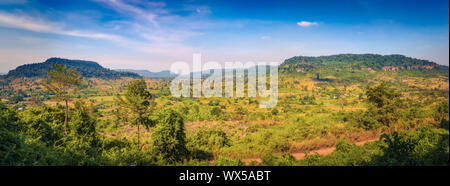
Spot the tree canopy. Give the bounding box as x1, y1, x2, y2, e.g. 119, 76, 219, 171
5, 58, 141, 79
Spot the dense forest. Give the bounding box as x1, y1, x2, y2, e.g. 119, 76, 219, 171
280, 54, 449, 75
4, 58, 141, 79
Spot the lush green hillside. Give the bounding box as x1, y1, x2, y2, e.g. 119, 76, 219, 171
280, 54, 448, 75
4, 58, 141, 79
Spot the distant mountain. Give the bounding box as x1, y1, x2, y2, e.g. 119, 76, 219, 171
280, 54, 448, 73
115, 69, 176, 78
5, 58, 141, 79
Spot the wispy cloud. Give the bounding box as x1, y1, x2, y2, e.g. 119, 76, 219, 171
91, 0, 210, 55
0, 0, 248, 61
183, 5, 212, 15
94, 0, 162, 26
0, 8, 196, 57
297, 21, 318, 27
0, 11, 124, 41
261, 36, 271, 40
0, 12, 56, 33
0, 0, 27, 5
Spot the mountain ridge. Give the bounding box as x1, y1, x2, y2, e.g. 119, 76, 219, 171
4, 58, 141, 79
114, 69, 176, 78
280, 54, 448, 73
3, 54, 448, 80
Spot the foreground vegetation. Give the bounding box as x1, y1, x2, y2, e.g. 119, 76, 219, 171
1, 98, 448, 166
0, 55, 448, 166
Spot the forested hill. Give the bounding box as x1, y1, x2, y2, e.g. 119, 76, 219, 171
4, 58, 141, 79
280, 54, 449, 74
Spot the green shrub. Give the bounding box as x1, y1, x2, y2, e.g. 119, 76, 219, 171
210, 107, 222, 117
335, 139, 354, 153
376, 125, 449, 166
151, 108, 187, 164
214, 156, 244, 166
187, 127, 230, 153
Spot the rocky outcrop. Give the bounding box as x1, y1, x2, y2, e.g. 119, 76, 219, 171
382, 65, 436, 71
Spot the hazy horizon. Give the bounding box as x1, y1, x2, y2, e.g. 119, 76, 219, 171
0, 52, 448, 74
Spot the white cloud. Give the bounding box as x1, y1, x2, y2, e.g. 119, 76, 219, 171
297, 21, 318, 27
0, 9, 198, 60
94, 0, 161, 26
92, 0, 209, 55
0, 12, 56, 33
182, 5, 211, 15
0, 11, 124, 42
63, 30, 124, 41
0, 0, 27, 5
261, 36, 271, 40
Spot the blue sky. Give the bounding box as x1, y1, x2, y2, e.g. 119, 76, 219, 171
0, 0, 448, 72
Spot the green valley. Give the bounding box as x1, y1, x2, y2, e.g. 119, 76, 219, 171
0, 54, 448, 166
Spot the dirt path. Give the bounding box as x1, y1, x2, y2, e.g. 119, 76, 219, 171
290, 138, 377, 159
242, 138, 379, 164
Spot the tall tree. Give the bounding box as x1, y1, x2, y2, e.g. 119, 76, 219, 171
42, 64, 83, 134
116, 79, 155, 150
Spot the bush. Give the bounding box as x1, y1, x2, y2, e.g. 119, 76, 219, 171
376, 125, 449, 166
335, 139, 354, 153
261, 153, 296, 166
214, 156, 244, 166
187, 127, 230, 159
434, 101, 449, 122
151, 108, 187, 164
271, 108, 279, 115
210, 107, 222, 117
440, 119, 449, 130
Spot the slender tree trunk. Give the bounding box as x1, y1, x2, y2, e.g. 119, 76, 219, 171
137, 122, 140, 151
65, 99, 69, 134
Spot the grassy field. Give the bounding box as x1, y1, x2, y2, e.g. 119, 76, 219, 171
1, 66, 448, 166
